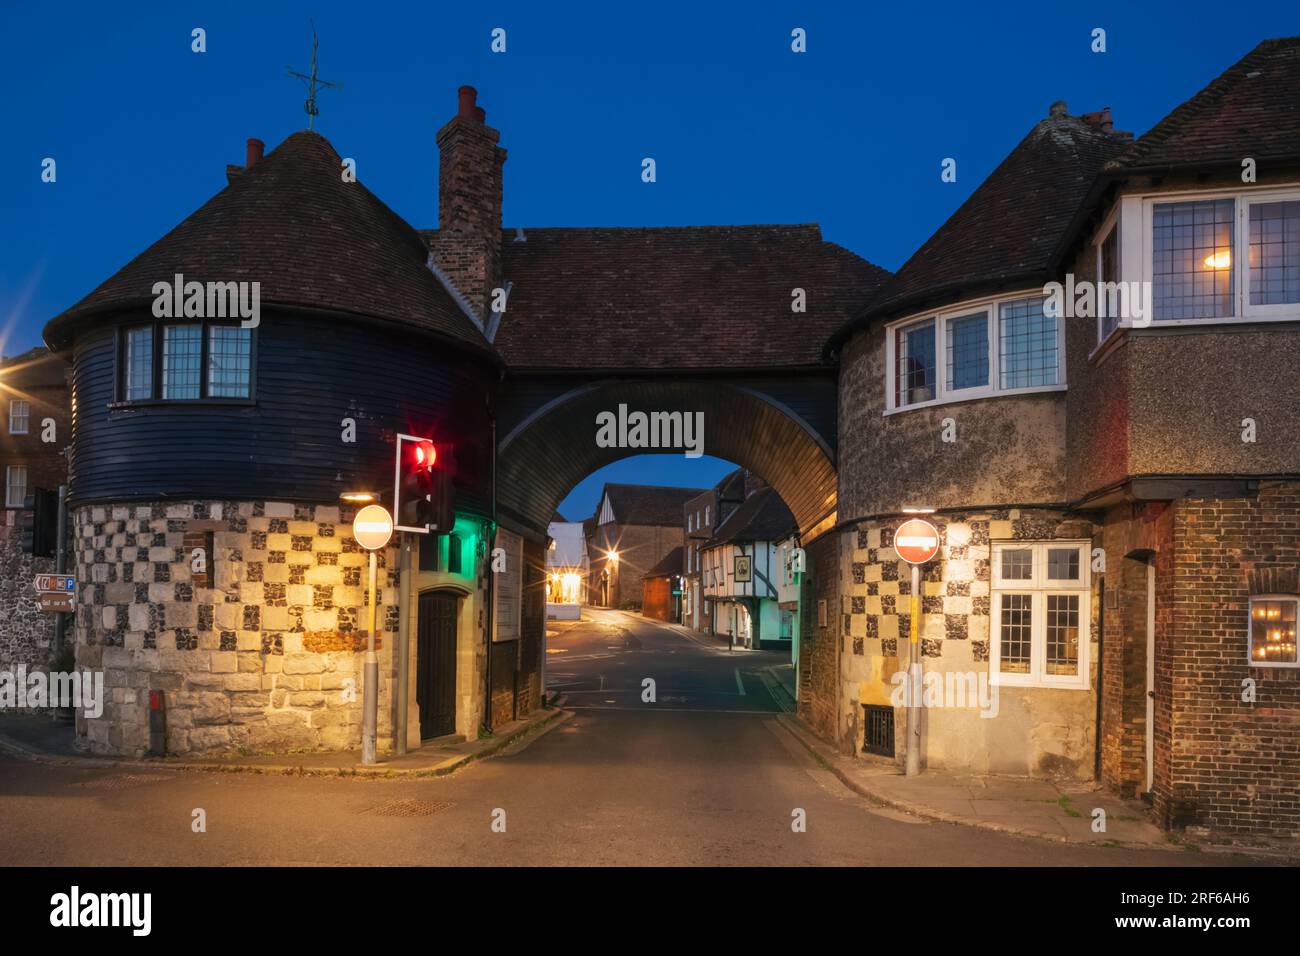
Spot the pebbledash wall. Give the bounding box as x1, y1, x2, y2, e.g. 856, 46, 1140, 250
72, 499, 406, 755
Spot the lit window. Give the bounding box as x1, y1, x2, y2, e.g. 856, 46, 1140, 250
1152, 199, 1235, 320
1248, 200, 1300, 306
945, 311, 988, 391
895, 318, 936, 406
8, 400, 30, 435
998, 297, 1058, 389
1249, 596, 1299, 667
207, 325, 252, 398
991, 541, 1089, 688
5, 465, 27, 508
124, 326, 154, 400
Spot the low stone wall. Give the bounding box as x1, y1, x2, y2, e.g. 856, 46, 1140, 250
72, 500, 399, 756
839, 508, 1100, 779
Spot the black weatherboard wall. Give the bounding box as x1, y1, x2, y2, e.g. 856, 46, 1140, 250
67, 310, 496, 513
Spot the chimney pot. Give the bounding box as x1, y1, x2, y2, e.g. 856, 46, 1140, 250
474, 106, 486, 124
458, 85, 478, 119
1048, 100, 1068, 118
246, 138, 265, 168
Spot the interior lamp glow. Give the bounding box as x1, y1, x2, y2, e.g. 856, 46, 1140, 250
1203, 250, 1231, 269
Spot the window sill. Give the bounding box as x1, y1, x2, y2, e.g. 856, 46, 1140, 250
884, 383, 1066, 417
989, 676, 1090, 691
108, 398, 256, 410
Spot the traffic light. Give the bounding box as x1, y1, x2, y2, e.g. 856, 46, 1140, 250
20, 489, 57, 557
394, 436, 455, 533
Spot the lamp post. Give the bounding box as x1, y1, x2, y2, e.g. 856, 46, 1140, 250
351, 502, 392, 765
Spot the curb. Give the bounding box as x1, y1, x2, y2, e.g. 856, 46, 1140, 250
774, 714, 1184, 852
0, 707, 572, 780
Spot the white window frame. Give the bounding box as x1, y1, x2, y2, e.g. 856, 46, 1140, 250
1135, 184, 1300, 327
5, 465, 27, 508
1093, 203, 1122, 347
884, 290, 1066, 414
989, 540, 1091, 689
1247, 594, 1300, 669
8, 400, 30, 435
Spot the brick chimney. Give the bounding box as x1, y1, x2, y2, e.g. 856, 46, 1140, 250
430, 86, 506, 321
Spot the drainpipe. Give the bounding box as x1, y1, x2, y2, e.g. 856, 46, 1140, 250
482, 409, 497, 733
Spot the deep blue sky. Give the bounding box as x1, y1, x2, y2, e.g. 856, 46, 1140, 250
4, 1, 1295, 519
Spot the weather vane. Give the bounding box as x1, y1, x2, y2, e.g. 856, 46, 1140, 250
287, 21, 341, 129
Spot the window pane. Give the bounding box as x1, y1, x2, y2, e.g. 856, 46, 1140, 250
998, 297, 1058, 389
125, 327, 154, 401
1000, 548, 1033, 581
998, 593, 1033, 673
1152, 199, 1235, 320
9, 400, 30, 434
1047, 548, 1080, 581
1250, 599, 1298, 665
1249, 201, 1300, 306
207, 325, 252, 398
896, 319, 935, 405
6, 465, 27, 508
945, 312, 988, 390
162, 325, 202, 399
1098, 227, 1120, 339
1045, 594, 1080, 676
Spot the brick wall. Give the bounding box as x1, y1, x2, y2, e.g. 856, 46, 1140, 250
591, 522, 685, 609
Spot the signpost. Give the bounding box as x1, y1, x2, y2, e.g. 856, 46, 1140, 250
352, 504, 393, 765
33, 574, 76, 615
895, 517, 940, 777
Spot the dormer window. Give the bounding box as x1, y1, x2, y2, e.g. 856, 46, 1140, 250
886, 292, 1062, 412
117, 321, 253, 402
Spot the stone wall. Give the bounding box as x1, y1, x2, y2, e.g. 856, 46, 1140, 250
797, 531, 841, 747
71, 500, 401, 756
0, 517, 59, 691
838, 508, 1101, 779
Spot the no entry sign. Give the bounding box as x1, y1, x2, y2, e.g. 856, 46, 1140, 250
353, 505, 394, 552
894, 518, 940, 565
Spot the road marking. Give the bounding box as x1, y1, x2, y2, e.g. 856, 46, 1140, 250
565, 705, 773, 715
734, 668, 746, 695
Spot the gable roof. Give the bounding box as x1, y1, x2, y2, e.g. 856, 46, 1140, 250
1110, 37, 1300, 173
45, 131, 493, 357
0, 346, 69, 389
826, 107, 1131, 353
643, 545, 683, 580
482, 225, 889, 370
703, 487, 796, 548
600, 483, 706, 527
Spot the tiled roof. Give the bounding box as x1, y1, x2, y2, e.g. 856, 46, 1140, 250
485, 225, 889, 369
827, 108, 1131, 351
45, 131, 492, 355
643, 545, 683, 579
703, 487, 796, 548
602, 483, 707, 526
0, 346, 68, 389
1110, 37, 1300, 172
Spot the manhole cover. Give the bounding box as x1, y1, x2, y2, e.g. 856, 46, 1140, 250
360, 798, 453, 817
77, 773, 166, 790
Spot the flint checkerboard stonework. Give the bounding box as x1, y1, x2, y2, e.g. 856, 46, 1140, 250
71, 500, 399, 756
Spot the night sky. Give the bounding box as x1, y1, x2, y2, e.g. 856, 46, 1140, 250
4, 1, 1295, 520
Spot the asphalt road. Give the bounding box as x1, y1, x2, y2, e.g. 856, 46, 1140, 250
0, 609, 1259, 866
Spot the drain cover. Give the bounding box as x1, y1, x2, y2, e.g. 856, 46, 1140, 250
361, 798, 453, 817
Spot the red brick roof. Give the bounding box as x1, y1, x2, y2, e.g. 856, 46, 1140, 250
487, 225, 889, 370
0, 346, 68, 389
827, 109, 1131, 351
600, 483, 707, 527
1110, 37, 1300, 172
45, 131, 492, 356
643, 545, 683, 580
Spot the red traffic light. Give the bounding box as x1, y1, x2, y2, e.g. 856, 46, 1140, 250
414, 440, 436, 469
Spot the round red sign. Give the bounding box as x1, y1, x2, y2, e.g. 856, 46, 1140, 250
894, 518, 940, 565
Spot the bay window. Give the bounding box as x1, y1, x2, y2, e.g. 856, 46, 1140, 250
886, 292, 1062, 411
990, 541, 1090, 689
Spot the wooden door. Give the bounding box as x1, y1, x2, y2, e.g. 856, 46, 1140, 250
417, 591, 458, 740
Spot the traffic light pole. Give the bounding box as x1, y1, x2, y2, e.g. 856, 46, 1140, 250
395, 535, 411, 755
362, 549, 379, 765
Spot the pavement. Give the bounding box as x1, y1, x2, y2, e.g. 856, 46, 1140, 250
0, 607, 1275, 865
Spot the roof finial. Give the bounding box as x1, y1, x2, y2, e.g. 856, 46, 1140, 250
287, 20, 342, 130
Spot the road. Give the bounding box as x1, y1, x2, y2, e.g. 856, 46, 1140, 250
0, 609, 1257, 866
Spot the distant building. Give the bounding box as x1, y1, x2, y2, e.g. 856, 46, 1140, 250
681, 469, 747, 632
641, 546, 683, 622
546, 513, 588, 620
700, 487, 797, 651
585, 483, 704, 609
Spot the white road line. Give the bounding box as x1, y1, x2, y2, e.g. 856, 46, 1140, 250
734, 668, 746, 695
